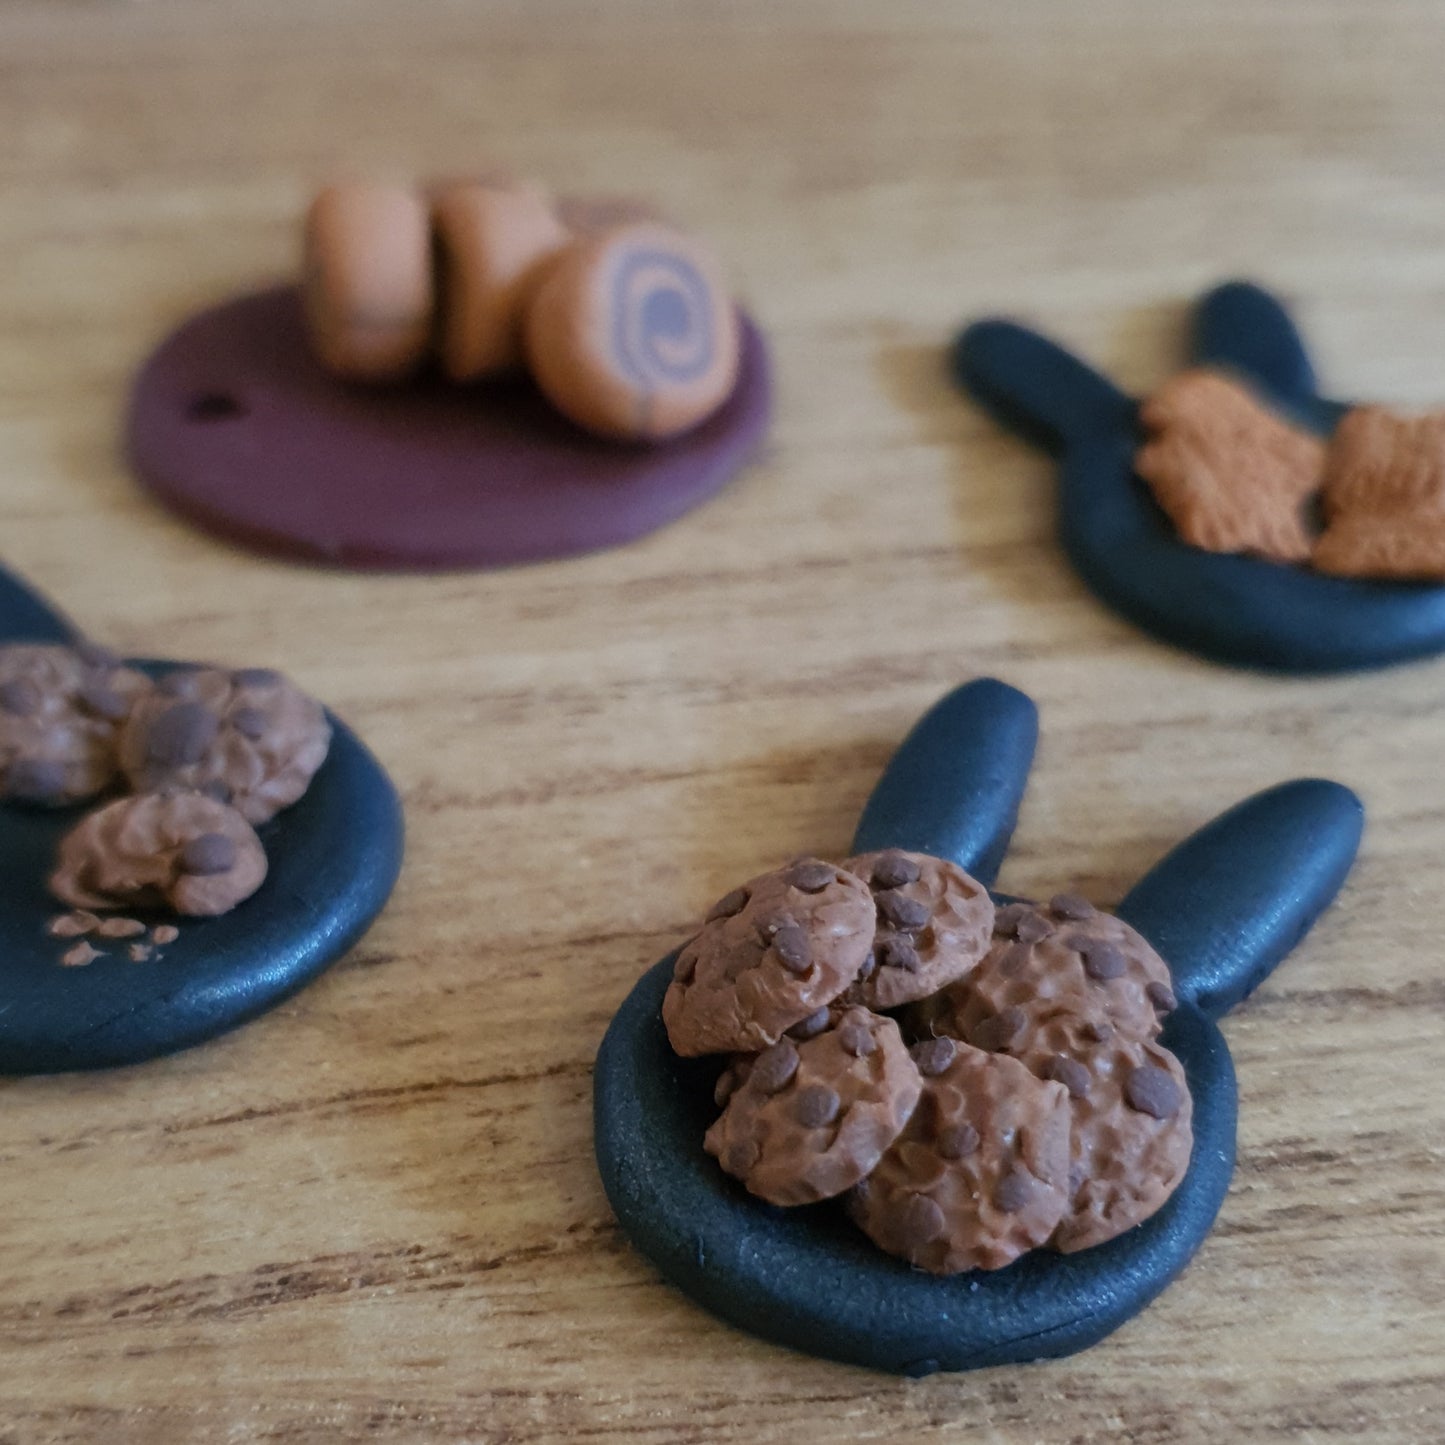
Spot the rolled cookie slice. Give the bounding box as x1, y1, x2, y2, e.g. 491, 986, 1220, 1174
705, 1006, 922, 1207
925, 895, 1176, 1049
51, 790, 267, 917
432, 181, 570, 381
849, 1036, 1072, 1275
662, 859, 875, 1057
524, 221, 741, 442
839, 849, 994, 1011
302, 183, 434, 382
0, 643, 152, 806
118, 666, 331, 825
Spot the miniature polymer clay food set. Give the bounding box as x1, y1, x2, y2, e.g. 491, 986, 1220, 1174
126, 173, 770, 570
0, 564, 401, 1074
594, 679, 1363, 1374
954, 280, 1445, 673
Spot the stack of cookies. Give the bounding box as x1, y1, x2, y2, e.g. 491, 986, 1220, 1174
0, 643, 332, 947
662, 851, 1192, 1274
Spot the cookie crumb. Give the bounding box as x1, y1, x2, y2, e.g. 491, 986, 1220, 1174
151, 924, 179, 945
60, 941, 102, 968
96, 916, 146, 939
128, 943, 153, 963
47, 910, 100, 938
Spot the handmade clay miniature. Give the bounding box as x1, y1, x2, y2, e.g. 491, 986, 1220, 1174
0, 562, 402, 1074
594, 678, 1362, 1374
953, 281, 1445, 672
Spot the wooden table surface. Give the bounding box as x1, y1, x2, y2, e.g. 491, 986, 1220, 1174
2, 2, 1443, 1440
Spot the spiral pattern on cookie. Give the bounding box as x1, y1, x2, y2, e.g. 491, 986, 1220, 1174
609, 247, 718, 388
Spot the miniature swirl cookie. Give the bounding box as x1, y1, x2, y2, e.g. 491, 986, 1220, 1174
50, 789, 267, 917
118, 666, 330, 824
0, 643, 152, 806
524, 221, 741, 441
431, 180, 570, 380
303, 183, 435, 381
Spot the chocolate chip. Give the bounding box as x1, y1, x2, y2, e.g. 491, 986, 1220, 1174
1050, 892, 1095, 920
993, 903, 1029, 938
1147, 981, 1178, 1015
793, 1084, 841, 1128
770, 924, 811, 974
75, 642, 119, 670
1082, 1016, 1114, 1044
870, 851, 921, 890
77, 681, 130, 722
723, 1138, 761, 1177
994, 1167, 1034, 1213
876, 936, 921, 972
997, 941, 1032, 977
145, 701, 218, 765
1079, 939, 1126, 981
876, 890, 930, 932
0, 679, 42, 714
754, 912, 795, 942
158, 669, 203, 698
789, 1008, 831, 1040
230, 706, 269, 740
912, 1036, 957, 1077
855, 952, 877, 981
232, 668, 283, 689
936, 1123, 980, 1160
1014, 910, 1053, 945
1125, 1064, 1184, 1119
6, 757, 66, 801
894, 1193, 945, 1248
673, 950, 697, 983
838, 1019, 877, 1057
199, 780, 233, 804
750, 1040, 800, 1094
705, 887, 749, 922
970, 1005, 1026, 1054
1044, 1054, 1092, 1099
786, 860, 836, 894
179, 832, 236, 876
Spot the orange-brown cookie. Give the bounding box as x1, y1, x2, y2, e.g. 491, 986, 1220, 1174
50, 789, 268, 917
1136, 368, 1324, 563
705, 1006, 922, 1206
431, 181, 570, 381
302, 183, 434, 382
662, 859, 875, 1057
1312, 406, 1445, 580
839, 849, 994, 1010
848, 1036, 1072, 1274
922, 896, 1176, 1051
523, 222, 740, 441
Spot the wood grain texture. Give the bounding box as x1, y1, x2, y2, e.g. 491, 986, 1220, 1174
1, 1, 1443, 1439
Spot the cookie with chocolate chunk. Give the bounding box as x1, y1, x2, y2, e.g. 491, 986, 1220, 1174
50, 789, 267, 917
0, 643, 152, 806
849, 1036, 1072, 1274
705, 1006, 922, 1206
118, 666, 331, 824
663, 859, 875, 1057
926, 895, 1176, 1051
839, 849, 994, 1010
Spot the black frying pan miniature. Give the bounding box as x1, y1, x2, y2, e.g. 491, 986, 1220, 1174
0, 563, 402, 1074
593, 678, 1362, 1375
953, 281, 1445, 673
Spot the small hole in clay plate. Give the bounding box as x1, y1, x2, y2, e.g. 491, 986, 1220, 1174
186, 391, 245, 422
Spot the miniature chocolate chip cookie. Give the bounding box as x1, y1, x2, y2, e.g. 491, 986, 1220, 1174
662, 859, 875, 1056
839, 849, 994, 1011
848, 1036, 1072, 1274
0, 643, 151, 806
50, 789, 268, 917
118, 667, 331, 824
1136, 368, 1324, 563
705, 1006, 922, 1206
925, 895, 1176, 1051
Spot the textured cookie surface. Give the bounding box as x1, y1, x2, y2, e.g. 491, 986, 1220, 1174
921, 895, 1176, 1052
118, 667, 331, 824
1136, 368, 1324, 563
50, 789, 268, 917
1313, 405, 1445, 580
0, 644, 152, 806
849, 1036, 1072, 1274
839, 849, 994, 1010
705, 1007, 922, 1206
524, 222, 741, 441
662, 859, 875, 1056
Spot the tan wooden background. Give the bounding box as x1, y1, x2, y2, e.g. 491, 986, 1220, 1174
1, 2, 1442, 1440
